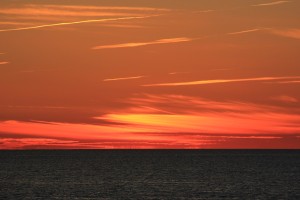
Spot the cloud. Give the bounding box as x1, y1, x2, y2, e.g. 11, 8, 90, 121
271, 95, 299, 103
252, 1, 291, 7
101, 24, 145, 29
227, 28, 269, 35
0, 4, 169, 17
97, 94, 300, 135
0, 4, 167, 32
103, 76, 145, 82
270, 29, 300, 39
92, 37, 194, 50
194, 10, 215, 13
0, 8, 141, 18
0, 61, 9, 65
1, 95, 300, 149
277, 80, 300, 84
168, 72, 190, 75
0, 138, 78, 149
142, 76, 300, 87
0, 15, 156, 32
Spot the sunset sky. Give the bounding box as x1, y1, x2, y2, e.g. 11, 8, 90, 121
0, 0, 300, 149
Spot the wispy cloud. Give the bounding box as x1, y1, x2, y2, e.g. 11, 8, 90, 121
271, 95, 298, 103
0, 61, 9, 65
252, 1, 291, 7
228, 28, 269, 35
92, 37, 194, 50
103, 76, 145, 82
0, 3, 168, 32
0, 4, 169, 17
143, 76, 300, 87
270, 29, 300, 39
0, 8, 141, 18
194, 10, 215, 13
168, 72, 190, 75
277, 80, 300, 84
101, 24, 145, 29
0, 15, 156, 32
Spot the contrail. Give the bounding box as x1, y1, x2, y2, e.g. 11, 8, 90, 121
0, 15, 158, 32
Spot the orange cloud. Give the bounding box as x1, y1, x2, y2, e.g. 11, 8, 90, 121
228, 28, 269, 35
103, 76, 145, 82
95, 94, 300, 134
0, 61, 9, 65
0, 8, 141, 17
1, 95, 300, 149
278, 80, 300, 84
0, 4, 169, 17
92, 37, 193, 50
0, 138, 78, 150
143, 76, 300, 87
270, 29, 300, 39
194, 10, 215, 13
271, 95, 298, 103
252, 1, 291, 7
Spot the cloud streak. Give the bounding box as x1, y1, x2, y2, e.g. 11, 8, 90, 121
252, 1, 291, 7
103, 76, 145, 82
270, 29, 300, 39
143, 76, 300, 87
271, 95, 298, 103
92, 37, 194, 50
0, 61, 9, 65
228, 28, 269, 35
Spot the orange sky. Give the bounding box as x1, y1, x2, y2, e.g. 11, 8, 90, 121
0, 0, 300, 149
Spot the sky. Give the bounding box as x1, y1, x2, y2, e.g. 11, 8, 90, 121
0, 0, 300, 149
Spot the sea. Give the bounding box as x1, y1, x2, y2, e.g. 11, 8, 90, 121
0, 150, 299, 199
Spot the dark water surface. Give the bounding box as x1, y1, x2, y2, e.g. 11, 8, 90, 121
0, 150, 299, 199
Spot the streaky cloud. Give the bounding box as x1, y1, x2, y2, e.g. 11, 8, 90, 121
0, 15, 157, 32
143, 76, 300, 87
228, 28, 269, 35
277, 80, 300, 84
92, 37, 194, 50
103, 76, 145, 82
0, 61, 9, 65
194, 10, 215, 13
270, 29, 300, 39
169, 72, 190, 75
271, 95, 298, 103
252, 1, 291, 7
